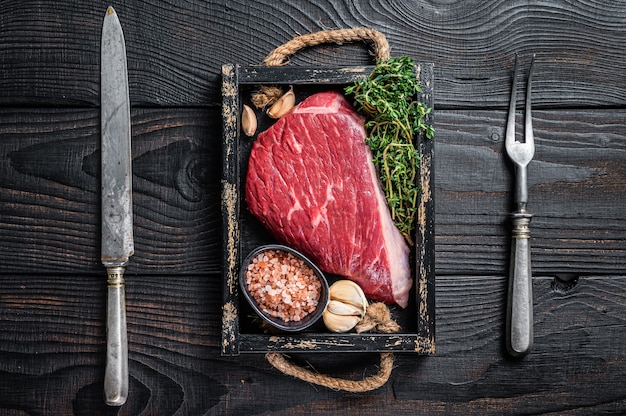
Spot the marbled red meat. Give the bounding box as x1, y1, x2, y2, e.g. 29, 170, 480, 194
245, 91, 412, 307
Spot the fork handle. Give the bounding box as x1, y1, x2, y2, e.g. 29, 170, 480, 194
506, 211, 533, 357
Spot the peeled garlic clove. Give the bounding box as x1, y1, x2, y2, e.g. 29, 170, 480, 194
241, 104, 257, 137
267, 86, 295, 119
323, 310, 362, 333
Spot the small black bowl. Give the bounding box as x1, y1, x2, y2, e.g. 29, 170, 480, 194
239, 244, 329, 332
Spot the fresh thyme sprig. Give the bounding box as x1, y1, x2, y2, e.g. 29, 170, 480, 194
345, 56, 434, 245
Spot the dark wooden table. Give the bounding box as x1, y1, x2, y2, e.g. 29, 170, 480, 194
1, 1, 625, 415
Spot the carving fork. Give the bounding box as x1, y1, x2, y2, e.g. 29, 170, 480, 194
505, 54, 535, 357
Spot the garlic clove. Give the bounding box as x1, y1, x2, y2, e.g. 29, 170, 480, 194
328, 280, 368, 312
241, 104, 257, 137
326, 300, 365, 317
267, 86, 295, 119
323, 310, 362, 333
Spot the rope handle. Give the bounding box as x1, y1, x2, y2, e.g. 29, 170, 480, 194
265, 302, 400, 392
252, 28, 390, 107
262, 27, 391, 66
266, 351, 394, 393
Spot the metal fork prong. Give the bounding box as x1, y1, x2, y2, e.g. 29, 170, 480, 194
524, 54, 535, 153
505, 54, 520, 149
525, 54, 536, 148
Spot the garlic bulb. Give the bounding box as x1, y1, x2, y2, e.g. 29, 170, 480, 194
323, 280, 368, 333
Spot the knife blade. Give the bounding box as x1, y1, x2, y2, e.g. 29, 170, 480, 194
101, 5, 133, 406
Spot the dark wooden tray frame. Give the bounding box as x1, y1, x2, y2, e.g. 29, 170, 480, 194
221, 63, 435, 356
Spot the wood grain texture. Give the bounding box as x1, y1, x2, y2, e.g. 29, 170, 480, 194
435, 108, 626, 275
2, 108, 624, 276
1, 0, 625, 414
0, 0, 624, 108
0, 108, 221, 274
1, 273, 625, 415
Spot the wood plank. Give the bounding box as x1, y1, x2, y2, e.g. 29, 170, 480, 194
434, 108, 626, 275
0, 107, 221, 274
1, 107, 625, 276
0, 0, 624, 108
0, 273, 625, 414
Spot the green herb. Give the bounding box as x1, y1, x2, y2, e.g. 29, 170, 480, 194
345, 56, 434, 245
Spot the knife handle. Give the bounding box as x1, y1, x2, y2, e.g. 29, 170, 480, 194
506, 212, 534, 357
104, 266, 129, 406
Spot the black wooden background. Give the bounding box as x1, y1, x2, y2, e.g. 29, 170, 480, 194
1, 1, 625, 415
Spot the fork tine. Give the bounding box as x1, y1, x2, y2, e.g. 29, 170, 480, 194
524, 54, 536, 147
506, 54, 520, 148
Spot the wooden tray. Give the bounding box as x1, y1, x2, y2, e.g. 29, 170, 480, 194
221, 63, 435, 355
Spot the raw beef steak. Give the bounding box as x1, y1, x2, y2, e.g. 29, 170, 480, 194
245, 91, 412, 307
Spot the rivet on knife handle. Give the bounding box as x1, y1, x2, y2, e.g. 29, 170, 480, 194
104, 266, 129, 405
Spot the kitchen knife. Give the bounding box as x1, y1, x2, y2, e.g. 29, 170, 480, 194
101, 5, 133, 406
